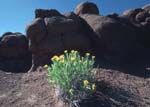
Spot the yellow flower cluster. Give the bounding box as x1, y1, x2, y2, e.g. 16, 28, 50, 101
51, 55, 59, 61
51, 50, 79, 63
70, 57, 75, 61
44, 64, 48, 68
59, 55, 64, 59
64, 50, 68, 53
59, 55, 64, 63
86, 53, 95, 60
92, 56, 95, 59
71, 50, 78, 54
83, 80, 89, 86
51, 50, 95, 62
51, 54, 65, 63
83, 80, 96, 91
92, 83, 96, 90
86, 53, 90, 56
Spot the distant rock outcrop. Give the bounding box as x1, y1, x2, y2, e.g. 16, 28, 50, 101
75, 1, 99, 15
122, 7, 150, 47
25, 2, 150, 71
80, 14, 136, 63
35, 9, 62, 18
0, 32, 32, 72
26, 10, 97, 71
143, 4, 150, 12
1, 2, 150, 72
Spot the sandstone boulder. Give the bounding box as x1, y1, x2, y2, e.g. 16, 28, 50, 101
26, 1, 150, 71
0, 32, 32, 72
106, 13, 118, 19
64, 12, 101, 55
122, 8, 144, 19
35, 9, 62, 18
26, 11, 94, 71
75, 2, 99, 15
143, 4, 150, 12
122, 8, 150, 48
136, 11, 150, 22
80, 14, 136, 64
1, 32, 13, 38
0, 32, 29, 57
26, 18, 47, 52
146, 17, 150, 22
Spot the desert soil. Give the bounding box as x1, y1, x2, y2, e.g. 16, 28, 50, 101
0, 66, 150, 107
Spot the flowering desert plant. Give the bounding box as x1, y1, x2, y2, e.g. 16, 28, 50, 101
45, 50, 97, 107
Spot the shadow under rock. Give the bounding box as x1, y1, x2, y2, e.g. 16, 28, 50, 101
0, 57, 32, 73
95, 48, 150, 78
79, 81, 138, 107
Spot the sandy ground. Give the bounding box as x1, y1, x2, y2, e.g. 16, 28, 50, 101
0, 66, 150, 107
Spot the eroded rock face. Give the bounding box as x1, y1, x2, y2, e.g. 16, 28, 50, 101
75, 1, 99, 15
122, 7, 150, 47
106, 13, 118, 19
0, 32, 32, 72
80, 14, 136, 64
26, 2, 150, 71
122, 8, 144, 19
26, 11, 95, 71
1, 33, 29, 57
143, 4, 150, 12
35, 9, 62, 18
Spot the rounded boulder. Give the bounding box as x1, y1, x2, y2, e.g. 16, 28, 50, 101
75, 1, 99, 15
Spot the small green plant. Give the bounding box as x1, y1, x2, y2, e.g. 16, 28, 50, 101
45, 50, 97, 107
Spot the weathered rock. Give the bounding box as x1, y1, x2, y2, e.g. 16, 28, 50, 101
122, 8, 144, 18
75, 1, 99, 15
26, 18, 47, 52
26, 1, 150, 71
26, 12, 94, 71
122, 8, 150, 26
80, 14, 136, 64
136, 11, 150, 22
146, 17, 150, 22
64, 12, 77, 18
1, 32, 13, 38
107, 13, 118, 19
143, 4, 150, 12
0, 32, 29, 57
122, 7, 150, 48
35, 9, 62, 18
0, 32, 32, 72
64, 12, 101, 55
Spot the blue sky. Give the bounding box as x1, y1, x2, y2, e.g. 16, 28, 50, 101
0, 0, 149, 36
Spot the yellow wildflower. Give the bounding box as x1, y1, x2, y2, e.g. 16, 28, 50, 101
71, 50, 75, 53
92, 56, 95, 59
92, 83, 96, 90
86, 53, 90, 56
51, 56, 59, 61
70, 57, 75, 61
74, 50, 78, 54
64, 50, 67, 53
55, 57, 59, 61
44, 64, 48, 68
83, 80, 89, 86
60, 59, 64, 63
59, 54, 64, 59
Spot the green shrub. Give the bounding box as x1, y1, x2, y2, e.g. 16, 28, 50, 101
45, 50, 97, 106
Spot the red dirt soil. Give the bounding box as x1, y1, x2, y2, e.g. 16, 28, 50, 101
0, 66, 150, 107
